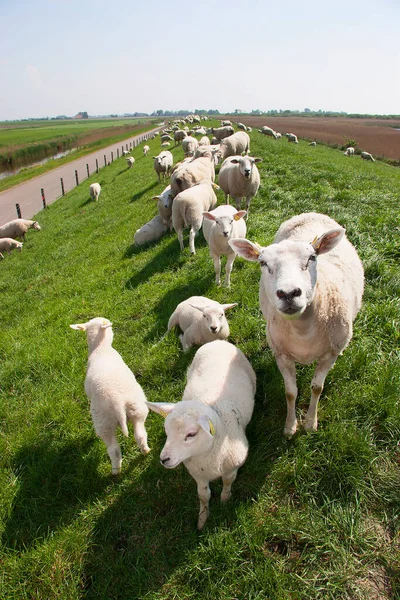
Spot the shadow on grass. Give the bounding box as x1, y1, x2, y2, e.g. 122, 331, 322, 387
130, 181, 158, 203
124, 237, 185, 288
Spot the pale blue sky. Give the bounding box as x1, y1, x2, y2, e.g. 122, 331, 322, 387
0, 0, 399, 120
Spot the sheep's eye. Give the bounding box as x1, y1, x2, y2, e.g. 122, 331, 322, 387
185, 431, 197, 440
305, 254, 316, 269
203, 313, 207, 318
260, 260, 273, 274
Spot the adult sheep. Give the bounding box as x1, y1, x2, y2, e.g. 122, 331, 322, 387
153, 151, 173, 182
0, 219, 41, 241
208, 126, 234, 141
182, 136, 199, 157
89, 183, 101, 201
361, 151, 375, 162
229, 212, 364, 437
170, 154, 215, 197
174, 130, 187, 145
216, 131, 250, 162
218, 155, 262, 215
0, 238, 23, 258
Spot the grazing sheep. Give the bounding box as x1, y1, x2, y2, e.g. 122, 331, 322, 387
361, 151, 375, 162
0, 219, 41, 241
237, 122, 246, 130
168, 296, 237, 351
202, 205, 247, 286
170, 154, 215, 197
89, 183, 101, 202
275, 132, 282, 139
229, 212, 364, 436
259, 126, 278, 139
309, 141, 317, 147
0, 238, 23, 259
216, 131, 250, 162
344, 147, 355, 156
152, 185, 174, 231
182, 136, 199, 157
126, 157, 135, 168
172, 181, 218, 254
147, 339, 256, 530
161, 142, 171, 147
70, 318, 150, 474
174, 130, 187, 145
199, 136, 211, 146
208, 126, 234, 141
143, 145, 150, 156
153, 150, 173, 182
246, 126, 252, 132
122, 150, 130, 156
134, 215, 165, 246
286, 133, 298, 143
153, 131, 160, 137
221, 120, 232, 126
218, 155, 262, 215
194, 127, 207, 136
161, 134, 173, 143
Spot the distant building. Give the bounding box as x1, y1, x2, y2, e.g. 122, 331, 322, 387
74, 112, 88, 119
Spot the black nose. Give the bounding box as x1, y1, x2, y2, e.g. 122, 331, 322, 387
277, 288, 302, 301
160, 457, 170, 465
223, 231, 229, 237
210, 326, 218, 332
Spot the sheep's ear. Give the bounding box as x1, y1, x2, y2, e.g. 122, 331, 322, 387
234, 211, 247, 221
311, 228, 345, 255
253, 158, 263, 163
152, 156, 157, 159
152, 196, 160, 200
146, 402, 176, 418
230, 159, 240, 164
229, 238, 262, 261
70, 323, 86, 331
202, 211, 216, 222
221, 303, 237, 312
188, 304, 204, 313
100, 322, 112, 330
197, 415, 216, 437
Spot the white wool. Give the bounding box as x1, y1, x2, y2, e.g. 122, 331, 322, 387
217, 131, 250, 162
170, 154, 215, 197
172, 182, 217, 254
134, 215, 165, 246
0, 237, 23, 258
153, 150, 173, 182
218, 155, 262, 215
0, 219, 41, 241
89, 183, 101, 201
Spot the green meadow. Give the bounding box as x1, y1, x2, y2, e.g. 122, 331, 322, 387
0, 128, 399, 599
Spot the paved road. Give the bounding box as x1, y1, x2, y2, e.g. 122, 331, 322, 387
0, 126, 163, 224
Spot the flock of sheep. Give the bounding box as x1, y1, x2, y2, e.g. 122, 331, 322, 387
1, 117, 367, 529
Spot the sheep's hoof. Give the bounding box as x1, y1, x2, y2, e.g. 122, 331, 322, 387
141, 446, 151, 455
111, 468, 121, 476
304, 417, 318, 432
221, 491, 231, 503
283, 422, 297, 438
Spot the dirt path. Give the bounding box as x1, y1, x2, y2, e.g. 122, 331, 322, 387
0, 126, 163, 224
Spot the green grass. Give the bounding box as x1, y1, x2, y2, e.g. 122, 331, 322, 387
0, 125, 399, 600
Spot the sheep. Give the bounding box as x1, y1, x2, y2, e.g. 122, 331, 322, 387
161, 142, 171, 147
216, 131, 250, 162
194, 127, 207, 136
134, 214, 165, 246
202, 205, 247, 286
286, 133, 298, 143
168, 296, 237, 351
89, 182, 101, 202
152, 185, 174, 231
221, 120, 232, 126
126, 157, 135, 168
182, 136, 199, 157
259, 126, 278, 139
147, 339, 256, 530
194, 145, 220, 165
143, 145, 150, 156
246, 126, 252, 132
153, 131, 160, 137
170, 154, 215, 197
174, 130, 187, 145
218, 155, 262, 215
0, 219, 41, 241
208, 126, 234, 141
70, 318, 150, 474
172, 181, 218, 254
122, 150, 130, 156
199, 136, 210, 146
344, 147, 355, 156
211, 136, 219, 145
161, 134, 173, 143
275, 132, 282, 139
153, 150, 173, 182
361, 151, 375, 162
237, 122, 246, 130
229, 211, 364, 437
309, 141, 317, 147
0, 238, 23, 259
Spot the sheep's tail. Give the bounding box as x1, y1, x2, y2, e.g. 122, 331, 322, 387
117, 408, 129, 437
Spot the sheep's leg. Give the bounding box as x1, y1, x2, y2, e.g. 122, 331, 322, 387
189, 227, 197, 254
211, 252, 221, 285
177, 229, 184, 251
221, 469, 238, 502
233, 197, 241, 211
245, 197, 251, 218
180, 333, 191, 352
196, 479, 211, 530
224, 192, 230, 205
0, 253, 4, 259
224, 252, 236, 287
131, 418, 150, 455
305, 353, 338, 432
275, 354, 298, 437
100, 430, 123, 475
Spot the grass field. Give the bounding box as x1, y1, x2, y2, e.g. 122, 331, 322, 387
0, 129, 399, 599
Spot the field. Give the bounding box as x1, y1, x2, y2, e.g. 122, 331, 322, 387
0, 130, 399, 599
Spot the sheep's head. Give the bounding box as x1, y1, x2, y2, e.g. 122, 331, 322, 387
70, 317, 113, 346
230, 156, 262, 179
189, 302, 237, 334
229, 228, 344, 320
31, 221, 41, 231
203, 209, 247, 239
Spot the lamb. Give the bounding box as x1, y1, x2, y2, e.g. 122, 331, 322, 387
147, 340, 256, 530
153, 150, 173, 182
143, 145, 150, 156
216, 131, 250, 162
134, 214, 165, 246
344, 147, 355, 156
198, 136, 210, 146
182, 136, 199, 157
170, 154, 215, 197
0, 238, 23, 259
286, 133, 298, 143
152, 185, 174, 231
202, 205, 247, 286
168, 296, 237, 351
218, 155, 262, 215
70, 318, 150, 474
174, 130, 187, 145
309, 141, 317, 147
229, 211, 364, 437
89, 183, 101, 202
361, 151, 375, 162
126, 157, 135, 168
208, 126, 234, 141
172, 181, 218, 254
0, 218, 41, 241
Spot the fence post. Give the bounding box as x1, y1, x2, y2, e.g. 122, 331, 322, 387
117, 148, 119, 158
41, 188, 46, 209
86, 163, 90, 178
60, 178, 65, 196
96, 159, 99, 173
16, 203, 21, 218
75, 170, 79, 186
111, 151, 114, 162
126, 144, 128, 151
104, 154, 107, 167
121, 146, 124, 154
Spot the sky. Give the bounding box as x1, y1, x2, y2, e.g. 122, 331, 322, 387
0, 0, 399, 120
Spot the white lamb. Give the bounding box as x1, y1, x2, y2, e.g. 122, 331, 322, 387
152, 185, 174, 231
0, 238, 23, 259
147, 339, 256, 530
89, 183, 101, 202
170, 154, 215, 197
344, 147, 355, 156
168, 296, 237, 351
153, 151, 173, 182
0, 219, 41, 241
216, 131, 250, 162
309, 141, 317, 147
182, 136, 199, 157
70, 318, 150, 474
229, 212, 364, 437
143, 145, 150, 156
202, 205, 247, 286
126, 157, 135, 168
361, 151, 375, 162
218, 155, 262, 215
134, 214, 165, 246
286, 133, 298, 143
172, 181, 218, 254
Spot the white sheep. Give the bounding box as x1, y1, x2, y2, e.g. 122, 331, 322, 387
172, 181, 218, 254
361, 151, 375, 162
161, 134, 173, 142
153, 150, 173, 182
89, 183, 101, 202
344, 147, 355, 156
122, 150, 130, 156
229, 212, 364, 437
309, 141, 317, 147
143, 145, 150, 156
170, 154, 215, 197
208, 126, 234, 141
174, 130, 187, 145
275, 132, 282, 139
194, 145, 220, 166
198, 136, 211, 146
218, 155, 262, 215
161, 142, 171, 148
0, 219, 41, 241
286, 133, 298, 143
134, 214, 165, 246
182, 136, 199, 157
152, 185, 174, 231
237, 122, 246, 130
194, 127, 207, 136
202, 205, 247, 286
168, 296, 237, 351
0, 238, 23, 259
221, 120, 232, 126
216, 131, 250, 162
126, 157, 135, 168
259, 126, 278, 139
147, 339, 256, 530
70, 318, 150, 474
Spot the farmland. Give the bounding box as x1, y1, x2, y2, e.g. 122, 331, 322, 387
0, 130, 399, 599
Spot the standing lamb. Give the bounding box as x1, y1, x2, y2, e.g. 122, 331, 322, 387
216, 131, 250, 162
70, 318, 150, 474
152, 185, 174, 231
229, 212, 364, 436
89, 183, 101, 202
202, 205, 247, 286
172, 181, 218, 254
153, 151, 173, 182
0, 238, 23, 259
361, 151, 375, 162
126, 157, 135, 168
0, 219, 41, 241
134, 215, 165, 246
168, 296, 237, 351
143, 145, 150, 156
218, 155, 262, 215
147, 339, 256, 530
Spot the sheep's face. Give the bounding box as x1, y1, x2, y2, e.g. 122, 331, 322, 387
203, 210, 247, 239
32, 221, 41, 231
160, 413, 214, 468
230, 156, 262, 179
201, 306, 226, 334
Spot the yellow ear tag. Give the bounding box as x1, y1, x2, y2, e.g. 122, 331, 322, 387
159, 409, 169, 418
208, 420, 216, 436
311, 235, 321, 249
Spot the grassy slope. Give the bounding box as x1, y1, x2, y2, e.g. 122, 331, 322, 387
0, 128, 399, 600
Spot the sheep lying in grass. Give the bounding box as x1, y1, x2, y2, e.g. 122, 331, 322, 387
361, 151, 375, 162
147, 339, 256, 530
126, 157, 135, 168
89, 183, 101, 202
202, 205, 247, 286
143, 145, 150, 156
152, 185, 174, 231
344, 147, 355, 156
70, 318, 150, 474
168, 296, 237, 351
134, 215, 165, 246
218, 155, 262, 215
229, 212, 364, 437
172, 181, 218, 254
0, 219, 41, 241
216, 131, 250, 162
0, 238, 23, 259
153, 151, 173, 182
